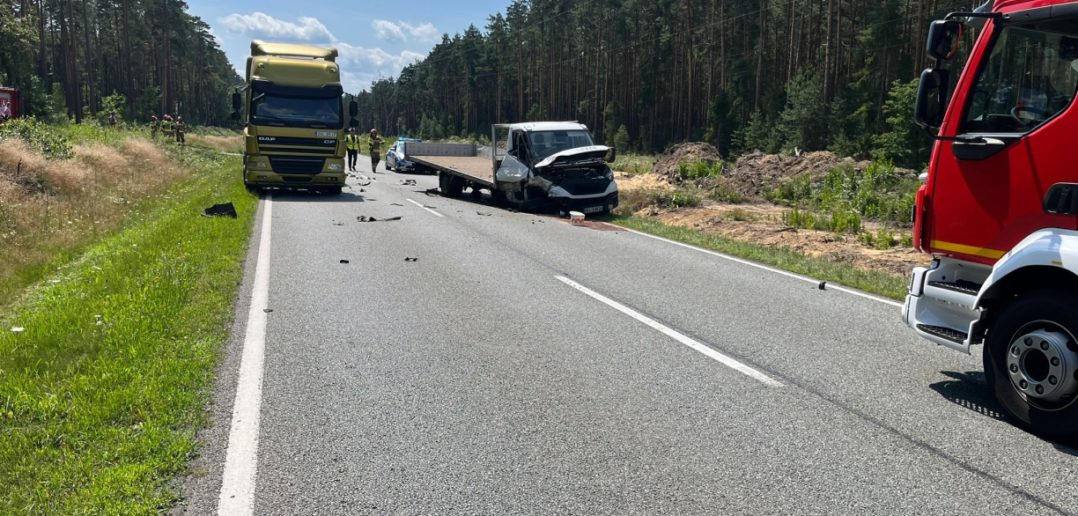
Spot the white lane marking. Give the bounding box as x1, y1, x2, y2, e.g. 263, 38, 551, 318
407, 198, 445, 218
556, 276, 783, 387
623, 228, 903, 308
218, 194, 273, 515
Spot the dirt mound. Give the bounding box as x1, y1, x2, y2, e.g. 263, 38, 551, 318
653, 142, 722, 183
723, 150, 858, 198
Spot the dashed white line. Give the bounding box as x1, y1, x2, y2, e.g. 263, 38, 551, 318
622, 228, 904, 308
218, 194, 273, 515
407, 198, 445, 218
556, 275, 783, 387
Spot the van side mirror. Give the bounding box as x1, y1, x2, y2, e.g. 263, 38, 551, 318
604, 147, 617, 163
927, 20, 962, 61
349, 100, 358, 118
915, 68, 950, 129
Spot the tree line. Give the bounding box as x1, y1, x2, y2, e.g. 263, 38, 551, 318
0, 0, 240, 126
355, 0, 970, 168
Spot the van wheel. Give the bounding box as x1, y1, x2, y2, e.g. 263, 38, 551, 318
984, 290, 1078, 441
439, 172, 462, 198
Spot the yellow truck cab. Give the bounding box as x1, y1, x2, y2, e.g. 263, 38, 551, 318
232, 40, 358, 195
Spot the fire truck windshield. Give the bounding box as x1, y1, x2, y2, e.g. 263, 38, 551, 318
961, 20, 1078, 133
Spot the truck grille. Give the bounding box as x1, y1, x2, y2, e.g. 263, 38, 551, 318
559, 177, 610, 196
269, 156, 325, 174
257, 136, 337, 148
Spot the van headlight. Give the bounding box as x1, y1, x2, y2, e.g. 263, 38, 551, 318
327, 163, 343, 172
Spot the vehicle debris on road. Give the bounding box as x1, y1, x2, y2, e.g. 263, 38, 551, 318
203, 202, 237, 218
357, 215, 403, 222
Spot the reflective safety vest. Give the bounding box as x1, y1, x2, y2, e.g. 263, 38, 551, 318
345, 134, 360, 151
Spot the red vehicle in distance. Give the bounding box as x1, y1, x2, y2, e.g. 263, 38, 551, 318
907, 0, 1078, 439
0, 87, 21, 122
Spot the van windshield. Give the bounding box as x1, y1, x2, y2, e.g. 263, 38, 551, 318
528, 130, 594, 160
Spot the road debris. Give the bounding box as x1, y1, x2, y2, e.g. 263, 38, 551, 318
477, 211, 492, 216
424, 188, 439, 196
569, 211, 586, 226
818, 281, 827, 290
263, 309, 274, 313
10, 327, 24, 333
357, 215, 403, 222
404, 257, 418, 262
332, 221, 344, 226
391, 203, 404, 206
340, 259, 350, 264
399, 179, 417, 186
203, 202, 237, 218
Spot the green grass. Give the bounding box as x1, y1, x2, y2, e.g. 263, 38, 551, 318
0, 151, 256, 513
610, 153, 656, 175
610, 215, 907, 300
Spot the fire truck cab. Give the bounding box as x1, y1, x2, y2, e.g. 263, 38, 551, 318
906, 0, 1078, 440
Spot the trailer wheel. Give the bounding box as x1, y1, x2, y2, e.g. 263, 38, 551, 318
984, 290, 1078, 441
439, 172, 462, 198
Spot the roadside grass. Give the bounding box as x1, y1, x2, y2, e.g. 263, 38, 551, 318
0, 151, 256, 513
0, 120, 207, 307
610, 215, 907, 301
610, 153, 656, 176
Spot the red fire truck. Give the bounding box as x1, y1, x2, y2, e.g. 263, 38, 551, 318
0, 87, 21, 122
907, 0, 1078, 439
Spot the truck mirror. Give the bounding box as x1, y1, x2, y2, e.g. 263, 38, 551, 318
927, 20, 962, 61
915, 68, 950, 129
231, 91, 241, 111
604, 147, 617, 163
349, 100, 358, 118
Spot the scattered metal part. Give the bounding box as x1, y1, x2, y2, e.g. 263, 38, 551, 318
404, 257, 418, 262
400, 179, 417, 186
340, 259, 350, 264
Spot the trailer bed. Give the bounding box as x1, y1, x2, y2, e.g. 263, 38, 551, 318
409, 155, 495, 186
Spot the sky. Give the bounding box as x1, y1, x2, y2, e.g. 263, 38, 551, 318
185, 0, 514, 93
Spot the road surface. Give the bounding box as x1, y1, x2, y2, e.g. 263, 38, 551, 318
178, 159, 1078, 515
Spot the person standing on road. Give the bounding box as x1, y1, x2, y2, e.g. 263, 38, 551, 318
368, 128, 383, 173
345, 128, 360, 171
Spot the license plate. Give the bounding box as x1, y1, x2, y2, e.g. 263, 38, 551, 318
582, 205, 605, 214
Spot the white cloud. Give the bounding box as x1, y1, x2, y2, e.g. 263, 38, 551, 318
220, 12, 335, 42
371, 20, 406, 42
371, 20, 440, 43
336, 44, 428, 91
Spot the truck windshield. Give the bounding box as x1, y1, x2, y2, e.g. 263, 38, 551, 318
962, 20, 1078, 133
528, 130, 594, 160
251, 88, 342, 129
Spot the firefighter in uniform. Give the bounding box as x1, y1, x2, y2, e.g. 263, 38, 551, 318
175, 116, 186, 144
368, 128, 383, 173
150, 115, 159, 140
345, 128, 360, 172
163, 115, 174, 140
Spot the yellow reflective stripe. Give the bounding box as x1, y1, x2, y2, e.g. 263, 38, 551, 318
931, 240, 1006, 259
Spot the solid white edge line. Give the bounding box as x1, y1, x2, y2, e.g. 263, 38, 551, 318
556, 276, 783, 387
217, 194, 273, 515
407, 198, 445, 218
622, 227, 904, 308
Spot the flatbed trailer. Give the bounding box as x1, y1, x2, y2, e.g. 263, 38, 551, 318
403, 122, 619, 214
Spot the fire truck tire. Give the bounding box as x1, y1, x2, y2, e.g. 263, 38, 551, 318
984, 290, 1078, 441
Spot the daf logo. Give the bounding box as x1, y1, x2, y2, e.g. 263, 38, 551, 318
323, 139, 336, 145
258, 136, 276, 142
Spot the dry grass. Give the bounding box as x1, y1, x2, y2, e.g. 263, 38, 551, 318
0, 136, 190, 305
186, 133, 243, 153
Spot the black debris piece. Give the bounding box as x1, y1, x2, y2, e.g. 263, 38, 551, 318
818, 281, 827, 290
357, 215, 402, 222
477, 211, 492, 216
340, 259, 350, 264
404, 257, 418, 262
391, 203, 404, 206
203, 202, 237, 218
263, 309, 274, 313
424, 188, 440, 196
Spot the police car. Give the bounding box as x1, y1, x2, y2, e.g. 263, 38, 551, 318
385, 137, 425, 173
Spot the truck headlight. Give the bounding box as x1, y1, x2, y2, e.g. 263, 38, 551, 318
326, 163, 343, 172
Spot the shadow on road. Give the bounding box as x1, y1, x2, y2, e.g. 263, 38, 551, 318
930, 370, 1007, 422
266, 190, 367, 204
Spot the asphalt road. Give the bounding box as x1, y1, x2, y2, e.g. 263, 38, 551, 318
178, 159, 1078, 515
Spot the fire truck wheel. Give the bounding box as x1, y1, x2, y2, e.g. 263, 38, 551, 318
984, 290, 1078, 441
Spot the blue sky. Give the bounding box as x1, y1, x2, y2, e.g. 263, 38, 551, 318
186, 0, 513, 93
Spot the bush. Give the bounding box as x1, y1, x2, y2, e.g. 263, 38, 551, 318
677, 159, 723, 180
0, 117, 73, 159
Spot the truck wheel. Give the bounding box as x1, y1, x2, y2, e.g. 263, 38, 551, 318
439, 172, 462, 198
984, 290, 1078, 441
